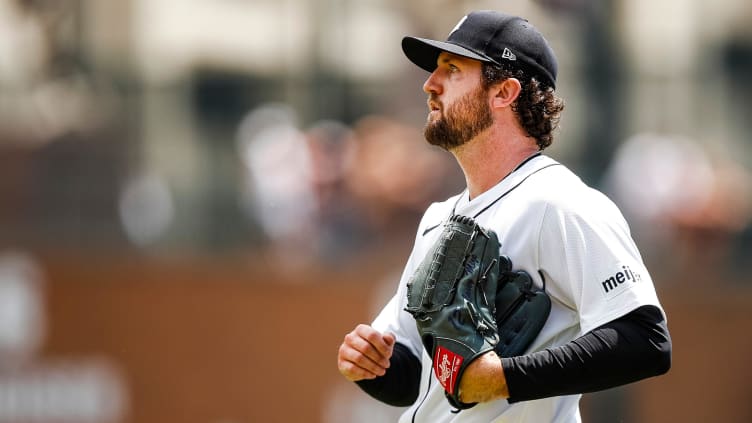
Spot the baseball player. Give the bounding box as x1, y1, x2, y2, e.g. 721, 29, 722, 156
337, 10, 671, 422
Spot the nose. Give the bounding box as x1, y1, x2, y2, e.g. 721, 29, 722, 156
423, 69, 442, 95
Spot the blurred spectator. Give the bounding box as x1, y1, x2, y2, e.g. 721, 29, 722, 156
304, 120, 372, 261
0, 251, 128, 422
0, 0, 128, 250
236, 103, 318, 268
603, 133, 752, 282
235, 108, 463, 270
345, 115, 462, 245
118, 169, 176, 248
0, 251, 45, 367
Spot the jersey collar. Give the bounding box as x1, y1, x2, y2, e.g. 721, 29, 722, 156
452, 154, 559, 218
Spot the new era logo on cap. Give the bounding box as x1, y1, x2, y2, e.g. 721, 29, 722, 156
501, 48, 516, 61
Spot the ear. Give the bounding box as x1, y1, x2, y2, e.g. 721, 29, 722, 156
490, 78, 522, 109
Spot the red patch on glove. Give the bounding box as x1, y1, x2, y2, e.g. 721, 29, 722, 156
433, 346, 463, 394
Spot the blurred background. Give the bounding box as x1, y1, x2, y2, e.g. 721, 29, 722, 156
0, 0, 750, 422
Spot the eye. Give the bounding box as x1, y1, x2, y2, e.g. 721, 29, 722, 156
448, 64, 459, 73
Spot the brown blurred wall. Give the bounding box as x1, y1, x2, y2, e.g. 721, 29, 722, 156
37, 252, 752, 423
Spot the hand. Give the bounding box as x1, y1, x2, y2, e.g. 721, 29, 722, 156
458, 351, 509, 403
337, 324, 395, 381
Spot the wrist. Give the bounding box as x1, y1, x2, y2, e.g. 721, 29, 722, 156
458, 351, 509, 404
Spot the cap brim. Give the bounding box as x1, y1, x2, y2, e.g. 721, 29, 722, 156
401, 36, 493, 72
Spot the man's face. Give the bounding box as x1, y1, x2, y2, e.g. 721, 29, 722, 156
423, 52, 493, 150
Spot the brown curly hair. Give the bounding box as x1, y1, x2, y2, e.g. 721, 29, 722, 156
481, 63, 564, 150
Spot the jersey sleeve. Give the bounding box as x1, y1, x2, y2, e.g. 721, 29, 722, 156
502, 305, 671, 402
537, 191, 663, 335
355, 342, 422, 406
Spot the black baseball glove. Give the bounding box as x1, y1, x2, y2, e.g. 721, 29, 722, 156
405, 214, 551, 410
493, 264, 551, 359
405, 214, 502, 409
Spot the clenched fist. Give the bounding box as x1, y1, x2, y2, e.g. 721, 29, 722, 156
337, 324, 395, 381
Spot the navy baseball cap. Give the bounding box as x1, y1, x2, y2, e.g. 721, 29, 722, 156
402, 11, 558, 88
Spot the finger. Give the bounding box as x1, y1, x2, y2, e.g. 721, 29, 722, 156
346, 329, 391, 369
337, 358, 380, 381
383, 332, 396, 347
354, 325, 394, 364
337, 342, 386, 380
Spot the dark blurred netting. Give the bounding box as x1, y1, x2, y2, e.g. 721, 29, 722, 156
0, 126, 132, 248
188, 71, 280, 250
723, 36, 752, 73
193, 71, 276, 130
0, 0, 749, 275
722, 35, 752, 277
0, 67, 399, 252
184, 70, 389, 251
577, 1, 625, 186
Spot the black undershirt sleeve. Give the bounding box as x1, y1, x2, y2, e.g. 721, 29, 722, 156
501, 304, 672, 403
355, 342, 421, 407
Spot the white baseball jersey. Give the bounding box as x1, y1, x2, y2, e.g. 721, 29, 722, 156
371, 155, 663, 423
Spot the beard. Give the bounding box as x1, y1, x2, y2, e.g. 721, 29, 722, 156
424, 85, 493, 151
